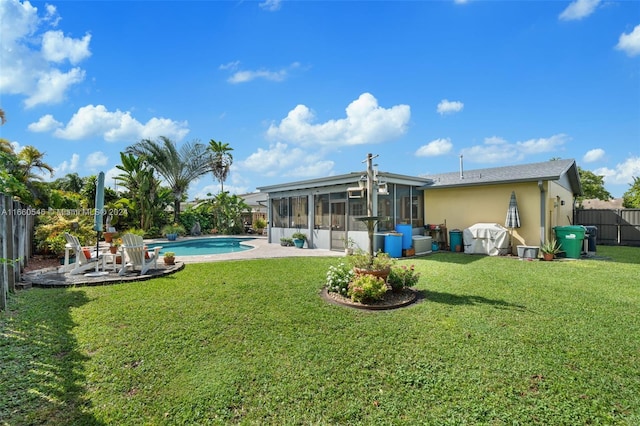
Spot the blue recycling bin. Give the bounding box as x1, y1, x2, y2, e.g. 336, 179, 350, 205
384, 233, 403, 258
395, 224, 413, 249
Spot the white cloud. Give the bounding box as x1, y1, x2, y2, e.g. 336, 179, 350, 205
241, 142, 307, 176
225, 62, 300, 84
436, 99, 464, 115
41, 30, 92, 64
461, 137, 521, 163
259, 0, 282, 12
104, 166, 122, 191
583, 148, 605, 163
228, 69, 288, 84
462, 133, 570, 163
285, 160, 334, 178
0, 0, 91, 107
559, 0, 600, 21
55, 153, 80, 175
26, 67, 86, 108
219, 61, 240, 71
266, 93, 410, 147
594, 156, 640, 185
85, 151, 108, 169
616, 24, 640, 57
415, 138, 453, 157
27, 114, 63, 132
516, 133, 569, 154
49, 104, 189, 142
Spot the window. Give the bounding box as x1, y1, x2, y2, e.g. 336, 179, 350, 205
348, 198, 367, 231
271, 198, 288, 228
290, 196, 308, 229
314, 194, 329, 229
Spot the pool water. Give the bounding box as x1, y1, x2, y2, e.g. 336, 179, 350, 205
147, 237, 254, 256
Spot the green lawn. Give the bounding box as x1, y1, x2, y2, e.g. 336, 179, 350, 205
2, 246, 639, 425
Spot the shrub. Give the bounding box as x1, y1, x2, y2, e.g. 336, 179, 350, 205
292, 232, 307, 241
162, 223, 186, 236
348, 274, 387, 303
387, 264, 421, 291
34, 213, 95, 255
326, 262, 354, 296
280, 237, 294, 246
348, 249, 395, 271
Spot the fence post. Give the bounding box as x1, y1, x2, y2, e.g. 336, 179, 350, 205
6, 198, 15, 293
1, 195, 7, 310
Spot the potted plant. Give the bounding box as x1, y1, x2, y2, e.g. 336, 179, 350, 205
163, 251, 176, 265
254, 217, 267, 235
348, 249, 395, 282
540, 239, 562, 261
109, 236, 122, 254
292, 232, 307, 249
280, 237, 294, 246
342, 236, 357, 255
162, 223, 185, 241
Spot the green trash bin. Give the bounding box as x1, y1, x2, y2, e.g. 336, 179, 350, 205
554, 226, 586, 259
449, 229, 463, 252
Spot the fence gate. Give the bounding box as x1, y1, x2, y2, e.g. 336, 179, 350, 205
575, 208, 640, 246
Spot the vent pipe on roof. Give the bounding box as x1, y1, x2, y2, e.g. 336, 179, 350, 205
459, 155, 464, 179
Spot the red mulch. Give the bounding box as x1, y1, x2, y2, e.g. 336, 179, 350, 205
23, 254, 61, 272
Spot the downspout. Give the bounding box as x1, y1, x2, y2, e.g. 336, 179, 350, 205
307, 193, 314, 248
266, 197, 272, 244
538, 180, 545, 245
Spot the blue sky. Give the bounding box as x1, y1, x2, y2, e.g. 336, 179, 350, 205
1, 0, 639, 199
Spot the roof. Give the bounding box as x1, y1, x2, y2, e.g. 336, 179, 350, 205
257, 172, 430, 193
419, 159, 582, 195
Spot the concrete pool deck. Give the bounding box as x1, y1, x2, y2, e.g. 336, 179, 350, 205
21, 236, 344, 288
174, 235, 344, 264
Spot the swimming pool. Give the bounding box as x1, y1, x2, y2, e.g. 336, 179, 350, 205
147, 237, 254, 256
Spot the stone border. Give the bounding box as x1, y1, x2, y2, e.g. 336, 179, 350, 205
320, 287, 419, 311
21, 262, 185, 288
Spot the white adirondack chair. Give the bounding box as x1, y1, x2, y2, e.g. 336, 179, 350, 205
120, 233, 161, 276
58, 232, 100, 275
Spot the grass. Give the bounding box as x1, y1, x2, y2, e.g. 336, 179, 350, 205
1, 246, 639, 425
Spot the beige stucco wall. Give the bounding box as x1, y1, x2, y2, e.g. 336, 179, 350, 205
423, 181, 575, 253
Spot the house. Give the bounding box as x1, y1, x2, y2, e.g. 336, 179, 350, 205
256, 172, 430, 251
420, 159, 582, 253
257, 158, 582, 253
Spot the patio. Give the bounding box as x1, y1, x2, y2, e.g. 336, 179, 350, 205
20, 236, 342, 289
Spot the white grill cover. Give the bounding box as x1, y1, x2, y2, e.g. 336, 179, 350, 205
463, 223, 510, 256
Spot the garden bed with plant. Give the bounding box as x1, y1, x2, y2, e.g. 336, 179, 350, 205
323, 250, 421, 310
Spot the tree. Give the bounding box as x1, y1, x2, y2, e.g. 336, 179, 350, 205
577, 167, 613, 207
205, 191, 251, 235
208, 139, 234, 193
0, 142, 53, 205
115, 153, 158, 230
126, 136, 212, 223
622, 177, 640, 208
51, 172, 84, 193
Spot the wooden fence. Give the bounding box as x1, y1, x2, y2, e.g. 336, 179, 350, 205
575, 208, 640, 247
1, 194, 35, 310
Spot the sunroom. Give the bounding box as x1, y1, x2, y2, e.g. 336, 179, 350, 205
257, 171, 430, 251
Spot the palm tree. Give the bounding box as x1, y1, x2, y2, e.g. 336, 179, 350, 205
208, 139, 234, 193
16, 146, 54, 182
114, 153, 157, 230
52, 172, 84, 193
126, 136, 211, 223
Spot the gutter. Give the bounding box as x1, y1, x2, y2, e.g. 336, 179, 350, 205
538, 180, 545, 245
